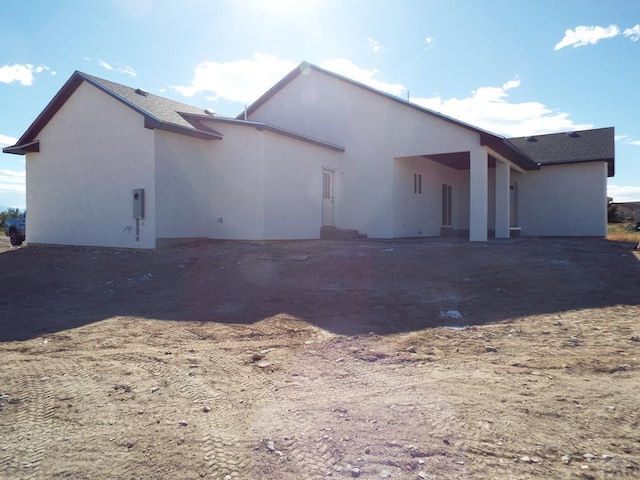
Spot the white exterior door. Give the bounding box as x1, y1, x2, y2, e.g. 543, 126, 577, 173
322, 169, 335, 226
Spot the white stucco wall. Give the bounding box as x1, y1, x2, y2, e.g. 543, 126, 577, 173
179, 122, 268, 240
26, 82, 156, 248
156, 121, 344, 241
262, 132, 343, 239
248, 69, 483, 239
154, 131, 219, 239
392, 156, 469, 237
514, 162, 608, 236
179, 118, 348, 241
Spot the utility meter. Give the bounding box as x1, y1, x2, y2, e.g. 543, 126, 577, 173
133, 188, 145, 219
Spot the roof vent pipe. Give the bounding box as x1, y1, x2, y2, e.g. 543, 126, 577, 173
135, 88, 150, 97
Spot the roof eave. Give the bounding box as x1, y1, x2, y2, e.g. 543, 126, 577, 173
194, 115, 345, 152
481, 135, 539, 171
10, 72, 85, 147
256, 123, 345, 152
238, 63, 308, 120
144, 117, 223, 140
539, 157, 615, 177
2, 140, 40, 155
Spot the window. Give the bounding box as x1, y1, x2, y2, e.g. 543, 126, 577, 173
442, 184, 452, 226
413, 173, 422, 194
323, 171, 331, 200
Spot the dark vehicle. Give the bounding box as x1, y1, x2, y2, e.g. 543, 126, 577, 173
4, 213, 26, 246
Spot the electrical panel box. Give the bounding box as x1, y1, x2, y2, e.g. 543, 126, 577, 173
133, 188, 145, 219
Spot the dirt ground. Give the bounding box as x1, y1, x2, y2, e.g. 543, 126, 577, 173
0, 235, 639, 480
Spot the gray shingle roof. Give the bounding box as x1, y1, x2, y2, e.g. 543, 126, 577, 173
81, 73, 220, 130
3, 71, 223, 154
508, 127, 614, 176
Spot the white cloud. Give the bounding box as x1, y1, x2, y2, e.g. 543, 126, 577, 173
98, 60, 137, 77
554, 25, 619, 50
624, 24, 640, 41
615, 135, 640, 146
368, 37, 385, 54
502, 78, 521, 90
411, 78, 592, 137
0, 63, 52, 86
425, 36, 434, 49
0, 134, 18, 148
173, 55, 407, 106
319, 58, 406, 97
172, 54, 298, 104
608, 185, 640, 203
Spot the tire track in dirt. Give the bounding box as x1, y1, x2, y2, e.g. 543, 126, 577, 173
249, 337, 469, 479
0, 356, 84, 479
167, 317, 330, 478
110, 332, 276, 479
200, 346, 279, 478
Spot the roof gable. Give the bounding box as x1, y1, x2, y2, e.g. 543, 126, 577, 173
3, 71, 222, 154
240, 62, 492, 135
239, 61, 539, 171
508, 127, 615, 176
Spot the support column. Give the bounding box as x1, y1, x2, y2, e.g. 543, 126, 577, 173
469, 148, 488, 241
494, 159, 510, 239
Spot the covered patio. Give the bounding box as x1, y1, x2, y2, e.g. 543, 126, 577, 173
393, 139, 535, 241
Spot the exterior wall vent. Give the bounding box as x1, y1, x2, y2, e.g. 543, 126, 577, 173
135, 88, 150, 97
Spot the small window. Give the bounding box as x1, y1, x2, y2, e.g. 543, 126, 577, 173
413, 173, 422, 194
442, 184, 452, 226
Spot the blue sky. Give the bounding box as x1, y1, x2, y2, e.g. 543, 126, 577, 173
1, 0, 639, 209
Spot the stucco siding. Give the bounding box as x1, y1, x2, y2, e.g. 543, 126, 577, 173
26, 82, 156, 248
154, 131, 217, 239
393, 156, 469, 237
156, 122, 346, 241
261, 132, 343, 239
515, 162, 607, 236
198, 123, 266, 240
248, 69, 482, 238
249, 70, 480, 154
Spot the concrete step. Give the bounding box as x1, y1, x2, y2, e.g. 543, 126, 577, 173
320, 226, 368, 240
